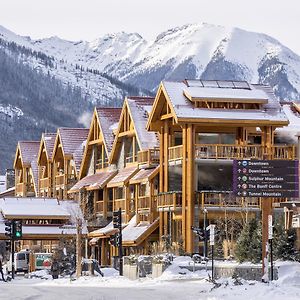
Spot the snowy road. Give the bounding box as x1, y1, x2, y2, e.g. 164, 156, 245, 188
1, 276, 300, 300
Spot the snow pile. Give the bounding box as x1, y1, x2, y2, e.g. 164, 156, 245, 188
277, 261, 300, 286
156, 256, 208, 281
29, 269, 52, 280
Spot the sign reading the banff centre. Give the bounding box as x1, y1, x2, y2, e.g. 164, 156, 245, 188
233, 160, 299, 198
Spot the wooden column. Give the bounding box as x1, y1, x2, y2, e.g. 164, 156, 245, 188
103, 187, 108, 218
186, 124, 195, 254
261, 126, 273, 280
159, 126, 164, 240
181, 125, 187, 249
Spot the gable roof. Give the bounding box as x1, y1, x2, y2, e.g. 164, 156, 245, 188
96, 107, 122, 157
110, 97, 159, 164
37, 133, 56, 163
14, 141, 40, 193
53, 128, 89, 173
147, 80, 289, 129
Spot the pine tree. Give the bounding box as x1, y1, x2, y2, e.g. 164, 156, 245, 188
235, 218, 262, 263
273, 219, 300, 261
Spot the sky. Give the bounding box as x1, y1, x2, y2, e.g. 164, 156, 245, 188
0, 0, 299, 55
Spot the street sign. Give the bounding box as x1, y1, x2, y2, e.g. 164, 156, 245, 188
268, 215, 273, 240
233, 160, 299, 198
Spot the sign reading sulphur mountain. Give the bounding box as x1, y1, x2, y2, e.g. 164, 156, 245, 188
233, 160, 299, 198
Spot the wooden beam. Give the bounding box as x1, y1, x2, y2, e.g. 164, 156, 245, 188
160, 113, 173, 120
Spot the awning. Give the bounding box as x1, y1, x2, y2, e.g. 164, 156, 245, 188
68, 171, 117, 193
89, 237, 100, 245
122, 215, 159, 246
129, 166, 159, 185
88, 221, 127, 238
107, 166, 138, 188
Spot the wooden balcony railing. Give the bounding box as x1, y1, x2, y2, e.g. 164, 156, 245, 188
55, 174, 64, 186
168, 144, 296, 162
137, 148, 160, 165
40, 177, 50, 190
195, 144, 264, 160
156, 192, 182, 209
137, 196, 151, 211
168, 145, 183, 161
95, 201, 104, 213
96, 158, 109, 170
272, 145, 296, 160
16, 183, 24, 194
195, 191, 260, 208
114, 199, 126, 211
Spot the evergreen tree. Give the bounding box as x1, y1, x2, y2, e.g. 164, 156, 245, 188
273, 218, 300, 261
235, 218, 262, 263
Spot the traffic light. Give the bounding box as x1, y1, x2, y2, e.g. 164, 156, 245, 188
191, 226, 209, 241
14, 220, 22, 239
113, 210, 122, 229
4, 220, 13, 238
109, 234, 117, 247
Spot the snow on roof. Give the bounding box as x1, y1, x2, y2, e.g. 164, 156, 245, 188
69, 170, 117, 192
42, 133, 56, 160
129, 167, 159, 184
96, 108, 122, 157
58, 128, 89, 172
127, 97, 159, 150
107, 166, 138, 188
0, 198, 70, 218
275, 104, 300, 140
89, 221, 119, 237
183, 86, 268, 103
18, 141, 40, 165
161, 81, 288, 123
122, 215, 159, 244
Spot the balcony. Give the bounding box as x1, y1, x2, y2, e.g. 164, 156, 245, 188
95, 201, 104, 214
55, 174, 76, 189
168, 144, 296, 163
114, 199, 126, 211
16, 182, 35, 196
96, 158, 109, 170
156, 192, 182, 211
137, 148, 160, 166
40, 177, 50, 191
195, 191, 260, 208
55, 174, 64, 186
137, 196, 151, 212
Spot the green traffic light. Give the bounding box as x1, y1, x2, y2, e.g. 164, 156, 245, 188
15, 232, 21, 237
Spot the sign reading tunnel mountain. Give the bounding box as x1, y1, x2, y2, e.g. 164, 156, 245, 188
233, 160, 299, 198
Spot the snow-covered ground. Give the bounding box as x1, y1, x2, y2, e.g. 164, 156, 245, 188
1, 257, 299, 300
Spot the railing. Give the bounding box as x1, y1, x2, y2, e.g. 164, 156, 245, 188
195, 191, 260, 208
272, 145, 296, 160
195, 144, 264, 160
40, 177, 50, 190
55, 174, 64, 186
137, 148, 160, 165
16, 183, 24, 194
167, 144, 296, 161
168, 145, 183, 161
137, 196, 151, 210
114, 199, 126, 211
157, 192, 182, 209
96, 158, 109, 170
95, 201, 104, 213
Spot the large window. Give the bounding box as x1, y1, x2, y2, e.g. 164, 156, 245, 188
198, 133, 235, 144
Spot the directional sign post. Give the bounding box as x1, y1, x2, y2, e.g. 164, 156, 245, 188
233, 159, 299, 281
233, 160, 299, 198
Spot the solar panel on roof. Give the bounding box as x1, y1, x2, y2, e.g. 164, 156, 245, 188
217, 81, 235, 88
185, 80, 204, 87
232, 81, 251, 89
201, 80, 219, 88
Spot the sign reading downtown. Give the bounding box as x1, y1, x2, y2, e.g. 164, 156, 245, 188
233, 160, 299, 198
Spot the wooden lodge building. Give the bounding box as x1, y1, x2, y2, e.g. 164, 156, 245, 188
14, 141, 40, 197
10, 79, 300, 264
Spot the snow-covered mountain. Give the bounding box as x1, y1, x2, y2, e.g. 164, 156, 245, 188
2, 23, 300, 102
2, 23, 299, 101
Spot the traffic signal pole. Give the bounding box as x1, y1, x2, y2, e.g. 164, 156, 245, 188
118, 208, 123, 276
11, 236, 15, 279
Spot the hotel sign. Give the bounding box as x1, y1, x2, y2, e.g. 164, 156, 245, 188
233, 160, 299, 198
